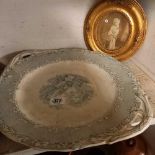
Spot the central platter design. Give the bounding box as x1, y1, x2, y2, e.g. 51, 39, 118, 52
40, 74, 94, 107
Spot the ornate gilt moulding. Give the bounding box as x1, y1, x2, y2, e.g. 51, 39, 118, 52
84, 0, 147, 61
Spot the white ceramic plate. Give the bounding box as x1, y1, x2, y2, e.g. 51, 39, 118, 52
0, 49, 152, 151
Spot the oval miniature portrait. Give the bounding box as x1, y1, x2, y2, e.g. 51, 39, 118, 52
98, 12, 130, 51
84, 0, 147, 61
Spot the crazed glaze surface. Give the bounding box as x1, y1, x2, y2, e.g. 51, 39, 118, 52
15, 61, 116, 127
0, 49, 153, 151
40, 74, 94, 106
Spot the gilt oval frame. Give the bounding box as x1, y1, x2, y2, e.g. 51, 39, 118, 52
84, 0, 147, 61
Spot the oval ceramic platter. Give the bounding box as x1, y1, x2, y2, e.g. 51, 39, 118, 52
0, 49, 152, 151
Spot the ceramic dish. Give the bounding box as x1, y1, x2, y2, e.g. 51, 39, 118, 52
84, 0, 147, 61
0, 49, 152, 151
